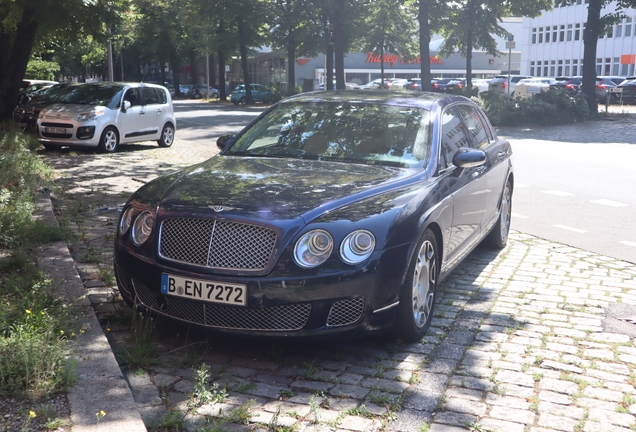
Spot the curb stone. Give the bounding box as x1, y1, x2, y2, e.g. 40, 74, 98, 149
36, 193, 147, 432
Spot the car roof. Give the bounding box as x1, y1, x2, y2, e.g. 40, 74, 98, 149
281, 90, 471, 111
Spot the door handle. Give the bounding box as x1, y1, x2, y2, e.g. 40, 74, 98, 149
497, 150, 506, 158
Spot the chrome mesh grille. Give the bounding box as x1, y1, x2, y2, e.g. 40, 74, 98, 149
131, 279, 311, 331
326, 298, 365, 327
159, 218, 277, 270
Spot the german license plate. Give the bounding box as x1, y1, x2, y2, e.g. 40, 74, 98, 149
46, 127, 66, 134
161, 274, 246, 306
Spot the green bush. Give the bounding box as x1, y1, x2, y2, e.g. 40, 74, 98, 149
477, 88, 590, 126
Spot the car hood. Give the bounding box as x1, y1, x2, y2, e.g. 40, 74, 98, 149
41, 103, 105, 115
157, 156, 421, 223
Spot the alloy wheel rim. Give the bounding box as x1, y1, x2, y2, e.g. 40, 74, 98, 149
500, 185, 511, 242
105, 131, 117, 151
164, 128, 174, 145
412, 239, 436, 328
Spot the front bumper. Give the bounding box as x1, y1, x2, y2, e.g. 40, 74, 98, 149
114, 243, 411, 339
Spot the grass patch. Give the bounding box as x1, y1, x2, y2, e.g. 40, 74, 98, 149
0, 128, 79, 399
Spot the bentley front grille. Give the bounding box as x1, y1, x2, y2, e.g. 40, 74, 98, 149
131, 279, 311, 331
159, 217, 277, 270
326, 298, 365, 327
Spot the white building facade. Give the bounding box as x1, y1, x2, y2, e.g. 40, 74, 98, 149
522, 1, 636, 78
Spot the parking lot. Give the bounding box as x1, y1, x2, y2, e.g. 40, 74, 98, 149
41, 103, 636, 432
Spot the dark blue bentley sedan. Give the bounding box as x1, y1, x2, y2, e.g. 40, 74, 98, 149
114, 91, 513, 341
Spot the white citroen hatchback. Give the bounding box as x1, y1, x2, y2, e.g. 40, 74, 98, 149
37, 82, 176, 153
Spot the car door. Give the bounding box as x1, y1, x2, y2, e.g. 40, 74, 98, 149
456, 104, 510, 232
437, 105, 488, 264
142, 86, 165, 136
119, 87, 146, 140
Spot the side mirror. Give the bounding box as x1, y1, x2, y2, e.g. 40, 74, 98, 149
216, 133, 235, 151
122, 100, 131, 112
452, 148, 486, 168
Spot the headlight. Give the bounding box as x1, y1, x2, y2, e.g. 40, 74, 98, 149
131, 210, 155, 245
119, 206, 135, 235
340, 230, 375, 265
75, 111, 103, 122
293, 229, 333, 268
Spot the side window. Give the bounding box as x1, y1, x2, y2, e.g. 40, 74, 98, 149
158, 88, 167, 104
142, 87, 160, 105
438, 107, 470, 171
124, 88, 142, 107
456, 104, 490, 149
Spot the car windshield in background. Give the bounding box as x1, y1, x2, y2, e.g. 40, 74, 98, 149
224, 102, 431, 168
61, 84, 124, 107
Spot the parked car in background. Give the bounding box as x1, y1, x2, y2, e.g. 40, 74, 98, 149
550, 76, 581, 95
37, 82, 176, 153
404, 79, 421, 90
488, 75, 533, 98
514, 78, 556, 99
595, 76, 625, 104
431, 78, 454, 92
357, 79, 383, 90
179, 84, 201, 99
113, 90, 513, 341
13, 82, 80, 130
230, 84, 281, 104
17, 79, 59, 105
472, 79, 491, 93
616, 77, 636, 104
388, 79, 409, 90
444, 79, 467, 93
194, 84, 219, 98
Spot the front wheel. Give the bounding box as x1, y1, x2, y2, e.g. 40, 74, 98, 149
239, 97, 246, 105
97, 126, 119, 153
484, 180, 512, 249
157, 123, 175, 148
393, 229, 439, 341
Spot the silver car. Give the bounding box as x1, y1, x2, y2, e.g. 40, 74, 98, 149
37, 82, 176, 153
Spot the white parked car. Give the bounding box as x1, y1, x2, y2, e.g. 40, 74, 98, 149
514, 78, 556, 99
472, 79, 491, 93
37, 82, 176, 153
488, 75, 533, 98
388, 79, 409, 90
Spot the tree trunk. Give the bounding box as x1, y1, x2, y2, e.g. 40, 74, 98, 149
583, 0, 601, 114
190, 49, 197, 84
0, 7, 39, 122
465, 0, 475, 89
326, 44, 334, 90
218, 50, 226, 100
237, 16, 252, 104
380, 42, 385, 89
210, 54, 217, 89
418, 0, 432, 92
287, 29, 296, 90
333, 0, 346, 90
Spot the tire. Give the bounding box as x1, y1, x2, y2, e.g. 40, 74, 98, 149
212, 92, 219, 99
157, 123, 175, 148
96, 126, 119, 153
484, 180, 512, 249
239, 97, 246, 105
193, 92, 202, 99
233, 101, 238, 105
42, 143, 60, 151
393, 229, 439, 342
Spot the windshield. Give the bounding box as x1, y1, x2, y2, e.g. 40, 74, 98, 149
225, 101, 431, 168
61, 84, 124, 107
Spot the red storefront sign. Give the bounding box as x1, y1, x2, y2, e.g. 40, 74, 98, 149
364, 52, 444, 66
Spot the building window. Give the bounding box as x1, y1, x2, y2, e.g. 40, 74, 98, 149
530, 67, 535, 75
576, 0, 581, 4
544, 66, 549, 76
536, 61, 542, 76
558, 60, 563, 76
626, 18, 632, 37
553, 26, 558, 42
607, 26, 613, 38
546, 30, 550, 43
575, 24, 580, 40
550, 60, 556, 76
567, 24, 573, 41
616, 24, 622, 37
560, 25, 565, 41
565, 66, 570, 76
532, 28, 537, 44
539, 32, 543, 43
573, 60, 578, 76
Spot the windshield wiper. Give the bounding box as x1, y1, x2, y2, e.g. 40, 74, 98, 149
229, 151, 291, 159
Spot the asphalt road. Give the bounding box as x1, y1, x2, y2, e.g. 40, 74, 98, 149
173, 100, 636, 264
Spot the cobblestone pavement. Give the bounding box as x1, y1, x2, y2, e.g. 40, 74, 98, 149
43, 110, 636, 432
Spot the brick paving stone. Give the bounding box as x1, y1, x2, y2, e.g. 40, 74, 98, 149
538, 412, 581, 431
537, 401, 586, 420
329, 384, 370, 400
494, 370, 536, 387
538, 390, 573, 405
432, 411, 477, 427
539, 378, 579, 395
484, 393, 530, 409
587, 408, 635, 427
541, 360, 584, 374
488, 405, 535, 424
582, 386, 624, 402
479, 417, 527, 432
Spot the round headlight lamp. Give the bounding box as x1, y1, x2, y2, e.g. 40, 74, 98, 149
130, 210, 155, 245
293, 229, 334, 268
119, 206, 135, 235
340, 230, 376, 265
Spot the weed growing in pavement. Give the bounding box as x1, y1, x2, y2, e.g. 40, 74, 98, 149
226, 400, 255, 425
420, 422, 431, 432
278, 389, 294, 399
118, 305, 161, 371
233, 381, 257, 394
79, 248, 101, 263
148, 409, 185, 431
308, 394, 321, 423
98, 268, 115, 286
187, 363, 228, 414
